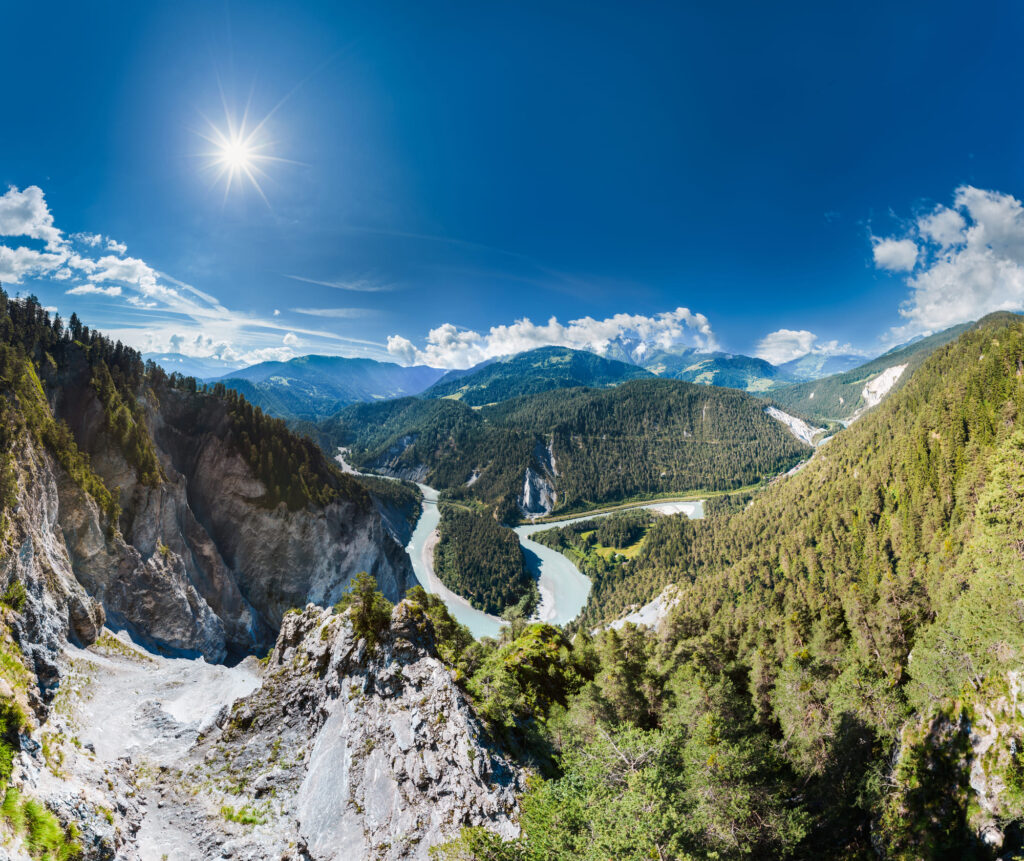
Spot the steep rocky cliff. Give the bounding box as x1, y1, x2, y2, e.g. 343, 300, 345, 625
31, 356, 416, 662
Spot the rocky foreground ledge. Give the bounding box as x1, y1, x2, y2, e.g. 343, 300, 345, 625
10, 600, 523, 861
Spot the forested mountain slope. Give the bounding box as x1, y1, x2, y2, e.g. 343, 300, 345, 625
766, 318, 987, 423
319, 378, 811, 521
422, 346, 652, 405
438, 311, 1024, 859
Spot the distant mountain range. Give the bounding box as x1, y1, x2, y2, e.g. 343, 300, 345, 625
143, 352, 245, 380
775, 351, 867, 381
147, 325, 1000, 424
766, 319, 991, 423
210, 355, 446, 420
171, 345, 809, 420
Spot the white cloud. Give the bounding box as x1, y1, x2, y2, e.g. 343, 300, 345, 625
70, 232, 104, 247
0, 186, 63, 250
282, 332, 299, 346
755, 329, 817, 364
66, 253, 98, 274
0, 185, 384, 368
386, 307, 718, 368
872, 237, 918, 272
88, 254, 159, 292
70, 232, 126, 255
917, 206, 966, 247
884, 185, 1024, 341
0, 245, 66, 283
755, 329, 862, 365
66, 283, 123, 297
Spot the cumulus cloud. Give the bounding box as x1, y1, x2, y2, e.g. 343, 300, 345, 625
0, 186, 63, 250
282, 332, 299, 346
755, 329, 817, 364
917, 206, 966, 247
105, 238, 127, 255
0, 245, 66, 283
66, 283, 122, 297
386, 307, 718, 368
881, 185, 1024, 341
755, 328, 862, 365
872, 237, 918, 272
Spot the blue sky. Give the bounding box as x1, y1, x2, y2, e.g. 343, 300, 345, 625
2, 0, 1024, 369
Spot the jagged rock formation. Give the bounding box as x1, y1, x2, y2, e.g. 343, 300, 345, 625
136, 602, 523, 860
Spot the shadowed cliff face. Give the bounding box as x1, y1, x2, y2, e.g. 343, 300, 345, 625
37, 364, 416, 663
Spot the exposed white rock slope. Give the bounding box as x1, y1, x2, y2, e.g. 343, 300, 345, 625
764, 406, 825, 446
608, 584, 681, 631
861, 363, 908, 409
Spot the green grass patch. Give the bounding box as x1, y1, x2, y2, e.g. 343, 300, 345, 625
1, 788, 82, 860
220, 803, 267, 825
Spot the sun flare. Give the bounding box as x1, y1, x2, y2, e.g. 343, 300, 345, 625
197, 102, 292, 204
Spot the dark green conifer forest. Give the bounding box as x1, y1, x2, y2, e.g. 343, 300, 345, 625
421, 312, 1024, 859
433, 506, 537, 616
320, 379, 811, 522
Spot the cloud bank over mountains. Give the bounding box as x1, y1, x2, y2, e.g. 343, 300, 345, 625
385, 308, 718, 369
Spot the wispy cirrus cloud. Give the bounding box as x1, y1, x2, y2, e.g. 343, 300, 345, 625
284, 274, 393, 292
66, 283, 122, 297
289, 307, 370, 318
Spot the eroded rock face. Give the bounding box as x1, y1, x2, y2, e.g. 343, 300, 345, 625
23, 381, 417, 661
517, 439, 558, 517
0, 437, 110, 700
143, 602, 523, 860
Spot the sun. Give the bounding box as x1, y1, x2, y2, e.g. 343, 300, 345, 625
219, 137, 254, 171
196, 101, 291, 204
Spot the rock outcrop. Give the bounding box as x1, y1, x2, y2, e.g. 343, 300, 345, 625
517, 438, 559, 517
140, 602, 524, 859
